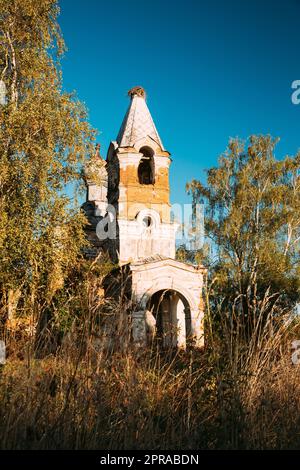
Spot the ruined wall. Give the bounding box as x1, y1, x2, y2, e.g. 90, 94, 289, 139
130, 258, 207, 348
117, 149, 171, 223
105, 142, 176, 264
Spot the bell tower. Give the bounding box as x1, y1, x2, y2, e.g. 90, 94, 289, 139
106, 87, 178, 265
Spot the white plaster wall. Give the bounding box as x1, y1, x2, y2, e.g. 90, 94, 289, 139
87, 182, 108, 216
118, 215, 178, 264
130, 260, 205, 348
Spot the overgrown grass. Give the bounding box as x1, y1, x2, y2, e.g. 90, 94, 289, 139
1, 303, 300, 450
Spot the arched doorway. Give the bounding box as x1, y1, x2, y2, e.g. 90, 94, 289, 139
147, 289, 191, 349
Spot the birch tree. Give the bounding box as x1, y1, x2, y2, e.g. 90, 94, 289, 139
187, 135, 300, 329
0, 0, 95, 335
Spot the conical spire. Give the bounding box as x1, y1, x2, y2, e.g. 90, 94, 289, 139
116, 86, 164, 150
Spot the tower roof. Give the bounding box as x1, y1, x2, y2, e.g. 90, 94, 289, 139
116, 87, 165, 150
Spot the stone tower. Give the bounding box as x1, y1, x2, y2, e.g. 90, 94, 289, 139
83, 87, 206, 349
106, 86, 177, 264
82, 144, 108, 258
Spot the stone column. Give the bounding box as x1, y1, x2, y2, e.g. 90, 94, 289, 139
176, 299, 186, 349
190, 309, 204, 348
170, 294, 179, 348
161, 298, 171, 348
132, 311, 146, 346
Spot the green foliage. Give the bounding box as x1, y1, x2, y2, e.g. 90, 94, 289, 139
176, 244, 210, 265
187, 135, 300, 326
0, 0, 95, 330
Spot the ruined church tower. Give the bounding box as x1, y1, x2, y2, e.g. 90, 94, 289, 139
106, 86, 177, 264
83, 87, 206, 349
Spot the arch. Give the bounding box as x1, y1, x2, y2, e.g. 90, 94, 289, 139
146, 288, 192, 348
133, 135, 164, 155
139, 282, 197, 313
146, 288, 190, 311
138, 146, 155, 185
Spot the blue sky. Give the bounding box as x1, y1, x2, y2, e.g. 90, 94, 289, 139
59, 0, 300, 206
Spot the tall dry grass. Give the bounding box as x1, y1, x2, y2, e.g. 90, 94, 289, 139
1, 287, 300, 450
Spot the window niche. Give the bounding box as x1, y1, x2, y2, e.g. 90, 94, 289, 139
138, 146, 155, 185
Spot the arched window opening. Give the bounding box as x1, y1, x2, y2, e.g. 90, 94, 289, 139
138, 147, 155, 185
142, 216, 152, 228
